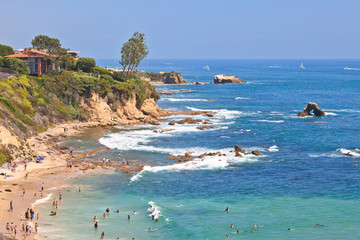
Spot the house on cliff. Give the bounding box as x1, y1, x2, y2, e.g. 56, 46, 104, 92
4, 48, 56, 76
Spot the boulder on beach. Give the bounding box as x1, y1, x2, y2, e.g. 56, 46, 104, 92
298, 102, 326, 117
214, 74, 246, 84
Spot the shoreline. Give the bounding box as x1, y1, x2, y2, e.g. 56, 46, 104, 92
0, 120, 149, 239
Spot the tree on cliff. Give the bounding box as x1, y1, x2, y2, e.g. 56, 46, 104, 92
120, 32, 149, 81
31, 35, 67, 63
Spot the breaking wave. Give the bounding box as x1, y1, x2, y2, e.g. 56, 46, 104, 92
130, 148, 264, 182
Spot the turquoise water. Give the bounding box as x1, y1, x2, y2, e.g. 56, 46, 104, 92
37, 60, 360, 239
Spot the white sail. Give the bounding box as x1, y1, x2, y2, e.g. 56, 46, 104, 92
300, 62, 305, 69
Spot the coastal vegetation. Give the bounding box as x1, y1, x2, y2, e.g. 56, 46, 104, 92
0, 44, 13, 57
120, 32, 149, 80
0, 34, 159, 163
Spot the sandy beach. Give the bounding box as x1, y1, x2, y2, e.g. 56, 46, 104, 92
0, 121, 141, 239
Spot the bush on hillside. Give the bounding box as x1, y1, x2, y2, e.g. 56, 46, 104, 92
76, 57, 96, 72
0, 44, 13, 57
1, 58, 30, 74
0, 149, 13, 165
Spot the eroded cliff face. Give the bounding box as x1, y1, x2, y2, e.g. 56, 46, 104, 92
0, 93, 166, 162
80, 92, 167, 124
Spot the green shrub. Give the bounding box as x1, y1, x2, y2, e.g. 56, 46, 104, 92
0, 44, 13, 57
101, 74, 114, 82
2, 58, 30, 74
76, 57, 96, 72
0, 149, 13, 165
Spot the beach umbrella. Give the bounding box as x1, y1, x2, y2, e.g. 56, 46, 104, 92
37, 157, 44, 160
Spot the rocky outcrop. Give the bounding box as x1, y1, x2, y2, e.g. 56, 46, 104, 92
298, 102, 326, 117
234, 145, 261, 157
169, 118, 202, 125
137, 72, 186, 84
214, 74, 246, 84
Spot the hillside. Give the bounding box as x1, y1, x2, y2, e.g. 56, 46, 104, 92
0, 69, 165, 164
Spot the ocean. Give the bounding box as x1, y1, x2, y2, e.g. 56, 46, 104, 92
37, 59, 360, 239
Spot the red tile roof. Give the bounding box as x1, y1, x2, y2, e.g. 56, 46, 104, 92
4, 49, 56, 58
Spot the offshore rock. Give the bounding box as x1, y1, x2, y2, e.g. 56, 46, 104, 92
298, 102, 326, 117
214, 74, 246, 84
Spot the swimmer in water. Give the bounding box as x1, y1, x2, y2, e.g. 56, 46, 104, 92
128, 215, 131, 220
225, 207, 229, 212
288, 228, 295, 231
116, 209, 119, 213
133, 211, 137, 215
254, 224, 257, 227
94, 222, 98, 228
226, 234, 229, 238
237, 229, 239, 234
251, 229, 255, 233
94, 216, 97, 222
230, 224, 234, 228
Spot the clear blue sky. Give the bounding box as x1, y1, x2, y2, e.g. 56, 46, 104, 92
1, 0, 359, 59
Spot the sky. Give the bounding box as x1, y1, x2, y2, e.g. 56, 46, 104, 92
1, 0, 359, 60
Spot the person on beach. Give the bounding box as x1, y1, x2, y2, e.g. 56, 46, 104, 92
100, 231, 105, 240
94, 216, 97, 222
128, 215, 130, 220
9, 201, 13, 211
37, 213, 39, 220
22, 224, 25, 233
41, 182, 44, 192
35, 223, 38, 233
6, 223, 9, 234
13, 225, 17, 238
94, 221, 98, 229
23, 188, 26, 197
56, 201, 58, 209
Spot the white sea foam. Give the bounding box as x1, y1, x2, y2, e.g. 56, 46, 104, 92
235, 97, 251, 100
337, 148, 360, 157
344, 67, 360, 70
256, 120, 285, 123
186, 106, 243, 120
130, 148, 264, 182
147, 201, 169, 221
325, 112, 337, 116
323, 109, 360, 113
163, 98, 211, 102
32, 193, 52, 208
267, 145, 279, 152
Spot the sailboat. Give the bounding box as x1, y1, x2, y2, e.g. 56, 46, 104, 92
203, 65, 210, 70
300, 62, 305, 69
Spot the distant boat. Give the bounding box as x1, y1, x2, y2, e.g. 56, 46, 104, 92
203, 65, 210, 70
344, 67, 351, 70
300, 62, 305, 69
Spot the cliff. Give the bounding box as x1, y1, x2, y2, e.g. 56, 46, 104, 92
0, 72, 165, 164
214, 74, 246, 84
136, 71, 186, 84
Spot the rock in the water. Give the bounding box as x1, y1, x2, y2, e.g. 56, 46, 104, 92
168, 118, 202, 125
214, 74, 246, 84
234, 145, 246, 153
298, 102, 326, 117
251, 150, 261, 156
